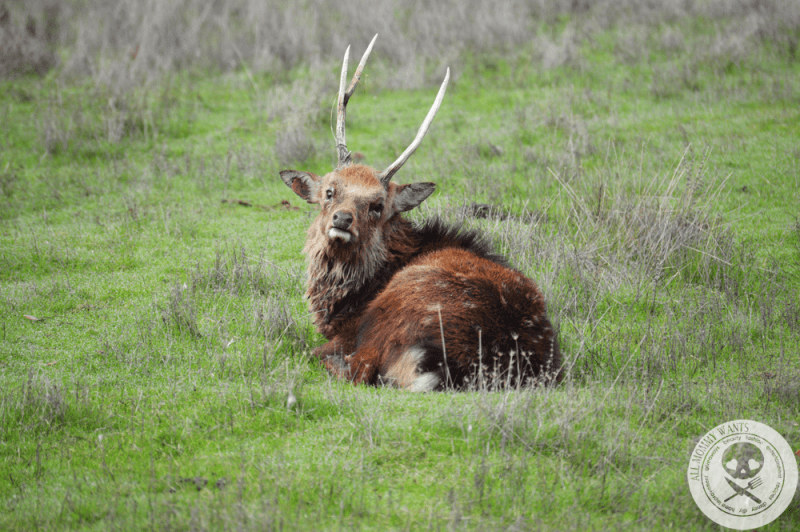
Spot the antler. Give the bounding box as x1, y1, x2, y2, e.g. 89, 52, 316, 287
335, 34, 378, 168
377, 67, 450, 187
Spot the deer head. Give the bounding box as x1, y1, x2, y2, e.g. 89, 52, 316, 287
280, 34, 449, 259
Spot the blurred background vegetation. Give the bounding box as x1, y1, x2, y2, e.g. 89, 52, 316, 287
3, 0, 799, 87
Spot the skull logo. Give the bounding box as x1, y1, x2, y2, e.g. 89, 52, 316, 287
721, 442, 764, 480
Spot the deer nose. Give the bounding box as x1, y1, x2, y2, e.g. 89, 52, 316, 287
332, 211, 353, 230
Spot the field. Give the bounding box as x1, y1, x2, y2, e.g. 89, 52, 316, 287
1, 0, 799, 530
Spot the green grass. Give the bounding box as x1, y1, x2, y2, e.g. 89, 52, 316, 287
2, 3, 800, 531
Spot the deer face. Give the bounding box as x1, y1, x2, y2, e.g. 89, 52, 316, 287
280, 164, 435, 247
279, 33, 447, 257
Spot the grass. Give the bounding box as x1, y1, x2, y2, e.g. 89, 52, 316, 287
1, 0, 800, 530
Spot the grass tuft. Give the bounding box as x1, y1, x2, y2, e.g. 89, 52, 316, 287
160, 282, 202, 338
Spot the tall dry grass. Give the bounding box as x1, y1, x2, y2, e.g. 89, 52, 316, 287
4, 0, 799, 88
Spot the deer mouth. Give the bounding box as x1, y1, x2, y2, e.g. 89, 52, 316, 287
327, 227, 353, 243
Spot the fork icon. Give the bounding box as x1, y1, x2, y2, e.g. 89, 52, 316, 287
724, 477, 764, 503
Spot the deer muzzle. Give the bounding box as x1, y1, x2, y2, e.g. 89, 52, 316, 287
328, 211, 354, 242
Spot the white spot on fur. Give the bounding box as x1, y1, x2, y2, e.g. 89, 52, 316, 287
408, 372, 440, 392
463, 302, 476, 309
384, 346, 426, 388
406, 346, 426, 362
328, 228, 351, 242
427, 303, 442, 313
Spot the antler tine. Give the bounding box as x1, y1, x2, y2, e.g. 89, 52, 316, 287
335, 34, 379, 168
335, 45, 351, 168
378, 67, 450, 187
345, 33, 378, 103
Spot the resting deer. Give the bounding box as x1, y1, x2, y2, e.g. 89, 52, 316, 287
280, 35, 561, 390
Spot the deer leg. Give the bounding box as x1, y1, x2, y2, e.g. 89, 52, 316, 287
312, 335, 381, 384
345, 345, 383, 385
314, 346, 380, 385
309, 340, 345, 374
311, 340, 344, 360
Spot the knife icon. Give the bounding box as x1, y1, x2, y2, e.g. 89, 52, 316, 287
724, 477, 763, 504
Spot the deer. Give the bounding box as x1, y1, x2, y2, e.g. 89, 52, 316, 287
280, 35, 561, 391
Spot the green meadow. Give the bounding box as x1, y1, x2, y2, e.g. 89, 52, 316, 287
1, 1, 799, 530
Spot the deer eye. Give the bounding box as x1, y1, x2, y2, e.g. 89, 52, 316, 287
369, 202, 384, 217
325, 189, 334, 200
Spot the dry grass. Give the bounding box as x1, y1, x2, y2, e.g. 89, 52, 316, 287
5, 0, 799, 87
0, 3, 58, 78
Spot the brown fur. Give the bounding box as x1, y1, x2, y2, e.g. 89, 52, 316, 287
280, 164, 562, 390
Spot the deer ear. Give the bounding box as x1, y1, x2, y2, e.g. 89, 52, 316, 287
394, 182, 435, 212
280, 170, 320, 203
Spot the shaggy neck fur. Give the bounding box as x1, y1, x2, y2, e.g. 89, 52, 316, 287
305, 215, 508, 339
305, 214, 412, 337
